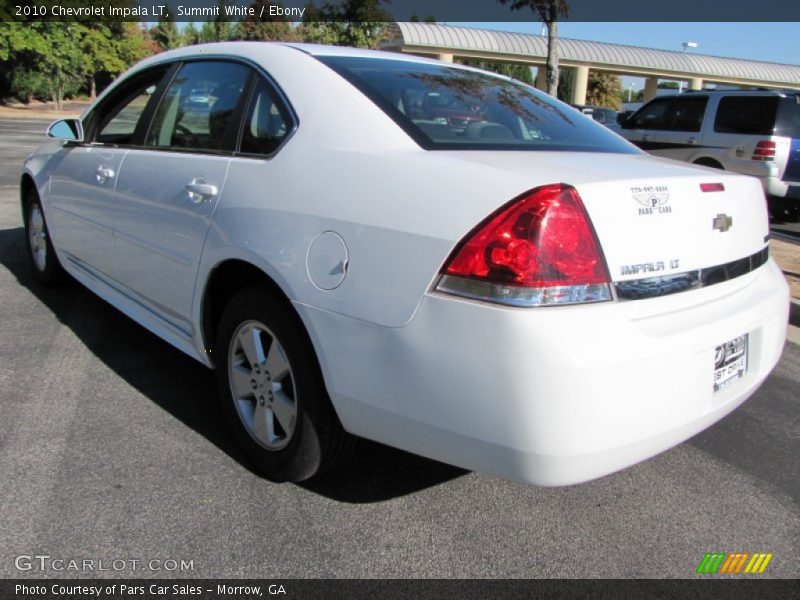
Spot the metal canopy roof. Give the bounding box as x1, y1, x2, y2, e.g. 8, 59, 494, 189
382, 23, 800, 87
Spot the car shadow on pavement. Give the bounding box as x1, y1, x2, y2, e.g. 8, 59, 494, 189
0, 226, 466, 503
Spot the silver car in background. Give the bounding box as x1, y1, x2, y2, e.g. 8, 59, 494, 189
620, 90, 800, 221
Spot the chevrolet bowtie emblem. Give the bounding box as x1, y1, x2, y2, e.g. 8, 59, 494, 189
713, 213, 733, 232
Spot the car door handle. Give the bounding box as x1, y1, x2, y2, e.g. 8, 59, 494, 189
95, 166, 115, 183
185, 179, 219, 204
687, 137, 698, 145
642, 133, 650, 141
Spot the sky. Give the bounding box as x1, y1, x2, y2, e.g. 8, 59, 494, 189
451, 22, 800, 90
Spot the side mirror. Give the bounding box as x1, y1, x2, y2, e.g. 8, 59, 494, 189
46, 119, 84, 143
620, 115, 635, 130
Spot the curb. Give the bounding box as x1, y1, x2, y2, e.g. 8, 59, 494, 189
791, 299, 800, 328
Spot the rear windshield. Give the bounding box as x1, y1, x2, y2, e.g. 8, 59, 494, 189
318, 56, 638, 154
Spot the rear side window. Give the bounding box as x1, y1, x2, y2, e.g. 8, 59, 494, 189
146, 61, 250, 152
714, 96, 779, 135
318, 56, 637, 154
239, 78, 293, 156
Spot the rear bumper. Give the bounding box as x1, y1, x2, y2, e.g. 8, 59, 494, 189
299, 259, 789, 486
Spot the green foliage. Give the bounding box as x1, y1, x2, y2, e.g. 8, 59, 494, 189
586, 72, 623, 110
9, 69, 49, 103
0, 9, 149, 107
151, 16, 181, 51
301, 0, 392, 49
238, 1, 302, 41
183, 22, 201, 46
557, 66, 574, 101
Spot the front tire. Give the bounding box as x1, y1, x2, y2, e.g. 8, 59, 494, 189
24, 194, 67, 286
215, 286, 355, 481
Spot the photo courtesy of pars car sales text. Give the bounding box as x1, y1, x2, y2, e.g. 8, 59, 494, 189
2, 0, 799, 597
15, 584, 285, 597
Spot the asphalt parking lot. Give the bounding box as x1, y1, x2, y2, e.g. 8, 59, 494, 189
0, 118, 798, 579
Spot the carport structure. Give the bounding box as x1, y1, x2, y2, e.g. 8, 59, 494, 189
381, 23, 800, 104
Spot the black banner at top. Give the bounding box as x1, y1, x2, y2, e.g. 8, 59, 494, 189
4, 0, 800, 22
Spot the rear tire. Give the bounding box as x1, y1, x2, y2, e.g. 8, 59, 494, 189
215, 286, 355, 481
24, 193, 67, 286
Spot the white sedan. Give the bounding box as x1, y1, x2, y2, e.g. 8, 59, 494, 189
20, 43, 789, 485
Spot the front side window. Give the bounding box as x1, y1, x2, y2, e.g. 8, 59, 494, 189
662, 97, 707, 132
146, 61, 250, 152
93, 69, 167, 145
239, 78, 293, 155
318, 56, 637, 153
629, 99, 671, 130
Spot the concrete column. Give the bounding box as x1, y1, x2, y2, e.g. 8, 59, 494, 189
572, 65, 590, 105
690, 77, 704, 91
437, 53, 454, 63
643, 77, 659, 102
535, 67, 547, 91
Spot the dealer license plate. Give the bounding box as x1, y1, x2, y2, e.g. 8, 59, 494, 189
713, 334, 748, 393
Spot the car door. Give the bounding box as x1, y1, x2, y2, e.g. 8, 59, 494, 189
653, 95, 709, 162
47, 68, 168, 277
111, 60, 251, 332
621, 98, 671, 152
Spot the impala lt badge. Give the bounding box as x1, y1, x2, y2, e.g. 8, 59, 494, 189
712, 213, 733, 232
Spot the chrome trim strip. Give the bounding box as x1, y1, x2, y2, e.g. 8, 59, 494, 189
435, 275, 613, 307
615, 247, 769, 301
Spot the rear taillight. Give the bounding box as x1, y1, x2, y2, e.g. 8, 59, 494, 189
436, 184, 612, 307
752, 141, 776, 161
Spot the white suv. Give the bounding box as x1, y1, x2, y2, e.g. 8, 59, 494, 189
620, 90, 800, 221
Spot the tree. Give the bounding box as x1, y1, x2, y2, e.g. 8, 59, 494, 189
2, 23, 83, 109
301, 0, 392, 49
586, 72, 622, 110
183, 22, 201, 46
556, 65, 574, 102
151, 15, 181, 51
198, 1, 237, 42
499, 0, 569, 97
79, 24, 127, 99
238, 1, 302, 41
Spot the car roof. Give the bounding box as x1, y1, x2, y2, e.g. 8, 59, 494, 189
134, 41, 457, 71
682, 89, 799, 96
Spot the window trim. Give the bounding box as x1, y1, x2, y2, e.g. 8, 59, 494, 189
141, 58, 254, 155
83, 64, 175, 148
80, 55, 298, 159
629, 98, 674, 131
712, 95, 780, 136
317, 56, 637, 154
233, 72, 298, 160
661, 95, 708, 133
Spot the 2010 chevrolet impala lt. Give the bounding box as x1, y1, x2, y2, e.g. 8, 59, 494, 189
20, 43, 790, 485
